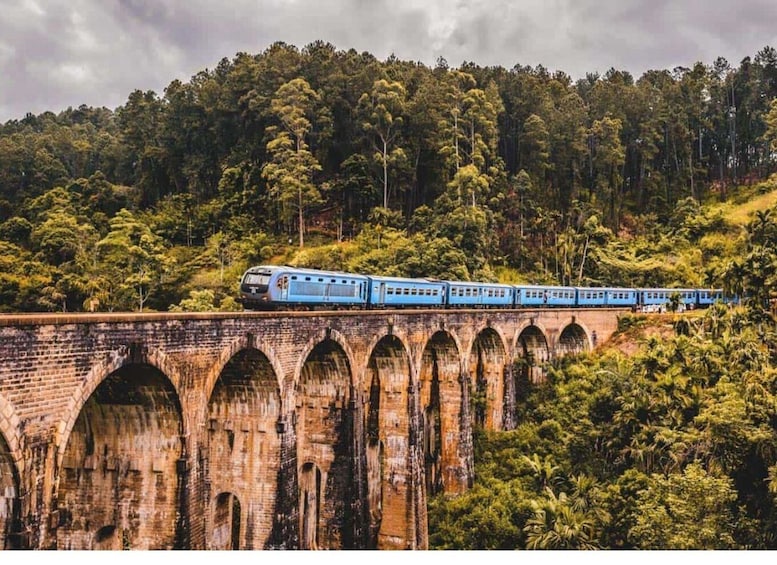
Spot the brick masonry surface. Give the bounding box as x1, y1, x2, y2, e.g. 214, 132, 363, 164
0, 307, 624, 550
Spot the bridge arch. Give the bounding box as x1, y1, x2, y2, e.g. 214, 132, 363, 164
55, 352, 186, 549
468, 326, 509, 431
206, 346, 281, 549
0, 394, 22, 550
210, 492, 241, 551
56, 345, 186, 465
419, 330, 468, 496
204, 335, 285, 411
295, 335, 354, 549
363, 333, 413, 549
293, 328, 358, 392
557, 320, 592, 356
514, 322, 551, 385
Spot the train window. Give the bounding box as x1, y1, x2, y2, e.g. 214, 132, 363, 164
411, 288, 417, 295
426, 289, 432, 296
387, 288, 394, 295
305, 277, 311, 281
404, 288, 410, 295
291, 276, 298, 280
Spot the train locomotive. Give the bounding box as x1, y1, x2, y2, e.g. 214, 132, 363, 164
240, 265, 735, 312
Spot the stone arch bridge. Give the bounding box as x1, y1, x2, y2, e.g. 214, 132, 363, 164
0, 307, 625, 550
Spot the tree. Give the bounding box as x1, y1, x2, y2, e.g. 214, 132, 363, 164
763, 97, 777, 158
524, 488, 600, 549
628, 464, 738, 549
358, 79, 408, 209
94, 209, 169, 311
262, 77, 326, 247
588, 116, 626, 227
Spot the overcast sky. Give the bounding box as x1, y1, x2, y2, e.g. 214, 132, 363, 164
2, 0, 777, 122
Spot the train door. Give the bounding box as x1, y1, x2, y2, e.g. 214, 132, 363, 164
280, 275, 289, 301
477, 287, 483, 306
323, 280, 331, 303
378, 282, 386, 306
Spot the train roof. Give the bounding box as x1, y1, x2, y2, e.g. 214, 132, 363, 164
446, 280, 514, 288
638, 287, 698, 292
574, 287, 637, 291
515, 284, 576, 290
365, 275, 446, 285
244, 265, 369, 280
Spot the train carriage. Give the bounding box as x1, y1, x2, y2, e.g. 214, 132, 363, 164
638, 288, 698, 312
515, 285, 577, 307
575, 287, 638, 307
240, 265, 368, 309
446, 281, 514, 308
697, 289, 726, 307
366, 275, 446, 308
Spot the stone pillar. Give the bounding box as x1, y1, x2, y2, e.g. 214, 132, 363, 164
349, 387, 369, 549
502, 363, 516, 431
407, 379, 427, 550
266, 414, 298, 549
457, 372, 475, 490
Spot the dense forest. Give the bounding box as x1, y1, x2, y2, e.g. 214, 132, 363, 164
2, 41, 777, 312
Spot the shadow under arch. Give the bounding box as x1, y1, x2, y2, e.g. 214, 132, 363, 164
557, 321, 592, 356
514, 323, 550, 385
55, 359, 186, 550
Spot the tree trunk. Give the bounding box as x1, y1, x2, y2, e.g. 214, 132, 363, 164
299, 185, 304, 248
383, 138, 388, 209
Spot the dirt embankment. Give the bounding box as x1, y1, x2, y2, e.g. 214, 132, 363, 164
601, 314, 681, 356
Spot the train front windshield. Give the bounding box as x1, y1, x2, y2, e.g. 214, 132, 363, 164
244, 273, 271, 286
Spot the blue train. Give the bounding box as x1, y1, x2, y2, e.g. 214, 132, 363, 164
240, 265, 735, 312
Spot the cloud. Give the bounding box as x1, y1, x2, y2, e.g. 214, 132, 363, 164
1, 0, 776, 121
